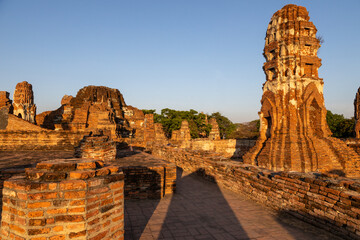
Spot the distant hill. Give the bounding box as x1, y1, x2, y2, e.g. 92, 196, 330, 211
230, 120, 260, 139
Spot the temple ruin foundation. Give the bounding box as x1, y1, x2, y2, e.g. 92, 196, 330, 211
0, 158, 124, 240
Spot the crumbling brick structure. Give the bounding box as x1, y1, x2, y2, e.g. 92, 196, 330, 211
355, 87, 360, 138
0, 159, 124, 240
171, 120, 191, 142
55, 86, 125, 132
0, 92, 12, 113
74, 133, 116, 162
12, 81, 36, 124
243, 4, 360, 177
208, 118, 220, 140
35, 85, 167, 146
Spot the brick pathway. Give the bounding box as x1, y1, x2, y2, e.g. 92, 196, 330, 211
125, 168, 342, 240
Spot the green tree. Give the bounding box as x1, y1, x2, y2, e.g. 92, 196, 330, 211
141, 109, 156, 115
142, 108, 213, 138
326, 110, 355, 138
142, 108, 237, 139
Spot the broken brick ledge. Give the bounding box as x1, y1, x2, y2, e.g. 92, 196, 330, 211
0, 158, 124, 240
151, 145, 360, 240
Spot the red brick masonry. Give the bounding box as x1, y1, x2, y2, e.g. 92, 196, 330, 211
151, 145, 360, 240
0, 158, 124, 240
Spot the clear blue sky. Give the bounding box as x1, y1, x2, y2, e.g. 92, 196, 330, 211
0, 0, 359, 123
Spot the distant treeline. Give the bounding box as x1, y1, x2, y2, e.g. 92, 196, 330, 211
142, 109, 236, 139
142, 109, 355, 139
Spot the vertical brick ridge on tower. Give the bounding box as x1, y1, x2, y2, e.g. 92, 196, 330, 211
0, 159, 124, 240
355, 87, 360, 139
243, 4, 360, 177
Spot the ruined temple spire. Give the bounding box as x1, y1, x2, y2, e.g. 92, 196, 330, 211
243, 4, 360, 177
13, 81, 37, 124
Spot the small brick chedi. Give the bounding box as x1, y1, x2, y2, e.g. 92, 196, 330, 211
13, 81, 36, 124
355, 87, 360, 139
0, 159, 124, 240
171, 120, 191, 142
244, 5, 360, 177
208, 118, 220, 140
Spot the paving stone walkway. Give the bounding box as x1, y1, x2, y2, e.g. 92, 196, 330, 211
125, 168, 342, 240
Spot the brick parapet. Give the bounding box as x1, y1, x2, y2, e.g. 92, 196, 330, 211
151, 145, 360, 239
0, 130, 86, 151
0, 159, 124, 240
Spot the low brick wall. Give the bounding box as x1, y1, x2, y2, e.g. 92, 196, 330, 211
120, 166, 176, 199
0, 159, 124, 240
0, 131, 87, 150
190, 139, 256, 158
151, 145, 360, 239
110, 151, 176, 200
0, 151, 176, 203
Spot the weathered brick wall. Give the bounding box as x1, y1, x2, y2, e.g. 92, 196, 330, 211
0, 158, 124, 240
344, 138, 360, 156
120, 166, 176, 199
74, 135, 116, 161
0, 131, 86, 150
190, 139, 256, 158
151, 145, 360, 239
75, 143, 177, 200
109, 150, 177, 200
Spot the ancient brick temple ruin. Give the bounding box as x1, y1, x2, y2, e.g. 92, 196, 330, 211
36, 85, 164, 146
208, 118, 220, 140
40, 86, 126, 132
171, 120, 191, 142
355, 87, 360, 139
243, 4, 360, 177
12, 81, 36, 124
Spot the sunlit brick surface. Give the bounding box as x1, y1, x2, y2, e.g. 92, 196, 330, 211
0, 159, 124, 240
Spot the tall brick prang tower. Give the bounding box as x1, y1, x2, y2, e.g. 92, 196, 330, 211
243, 4, 360, 177
13, 81, 37, 124
355, 87, 360, 138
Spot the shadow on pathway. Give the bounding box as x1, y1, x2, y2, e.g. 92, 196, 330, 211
125, 166, 344, 240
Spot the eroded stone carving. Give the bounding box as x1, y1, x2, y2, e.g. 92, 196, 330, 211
13, 81, 36, 124
243, 4, 360, 177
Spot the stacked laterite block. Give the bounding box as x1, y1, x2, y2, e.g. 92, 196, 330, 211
0, 159, 124, 240
74, 135, 116, 161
